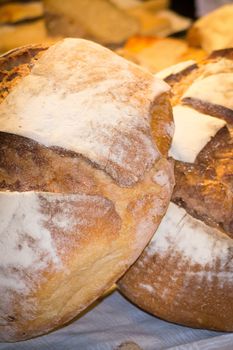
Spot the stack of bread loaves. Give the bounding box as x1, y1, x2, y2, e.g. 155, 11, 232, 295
0, 38, 174, 342
119, 49, 233, 331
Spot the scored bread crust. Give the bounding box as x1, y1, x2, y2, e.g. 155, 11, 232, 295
118, 49, 233, 331
0, 42, 174, 342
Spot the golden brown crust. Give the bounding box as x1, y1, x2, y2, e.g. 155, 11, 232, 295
0, 43, 174, 341
119, 49, 233, 331
119, 244, 233, 331
164, 63, 198, 85
170, 52, 233, 234
150, 91, 173, 155
174, 126, 233, 235
182, 97, 233, 124
0, 45, 47, 102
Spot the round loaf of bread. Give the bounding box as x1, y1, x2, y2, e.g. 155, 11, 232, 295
0, 39, 174, 342
118, 49, 233, 331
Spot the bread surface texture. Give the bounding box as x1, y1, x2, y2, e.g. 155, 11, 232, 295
118, 49, 233, 331
0, 39, 174, 342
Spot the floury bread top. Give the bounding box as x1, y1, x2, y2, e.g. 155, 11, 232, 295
0, 38, 170, 187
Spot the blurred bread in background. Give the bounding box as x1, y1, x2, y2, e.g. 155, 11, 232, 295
43, 0, 190, 45
43, 0, 139, 45
0, 1, 59, 53
196, 0, 233, 16
112, 0, 169, 12
188, 4, 233, 52
0, 19, 48, 52
0, 1, 43, 23
117, 36, 205, 72
0, 0, 192, 53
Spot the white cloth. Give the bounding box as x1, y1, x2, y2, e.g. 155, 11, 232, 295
0, 291, 233, 350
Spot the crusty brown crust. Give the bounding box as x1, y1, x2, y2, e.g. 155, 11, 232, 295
0, 45, 47, 102
182, 97, 233, 124
170, 52, 233, 235
0, 44, 174, 341
164, 63, 198, 85
119, 49, 233, 331
208, 48, 233, 60
119, 236, 233, 331
174, 126, 233, 236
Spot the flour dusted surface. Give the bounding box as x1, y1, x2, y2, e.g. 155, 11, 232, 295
169, 105, 226, 163
0, 192, 61, 293
0, 38, 169, 186
0, 190, 115, 327
0, 191, 62, 331
182, 59, 233, 111
148, 203, 233, 269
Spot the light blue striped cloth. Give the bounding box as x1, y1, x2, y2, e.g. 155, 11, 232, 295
1, 291, 232, 350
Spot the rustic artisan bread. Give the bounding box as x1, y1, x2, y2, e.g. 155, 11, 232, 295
0, 38, 174, 342
187, 4, 233, 53
118, 49, 233, 331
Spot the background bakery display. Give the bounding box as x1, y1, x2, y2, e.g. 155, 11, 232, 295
0, 1, 232, 67
0, 0, 192, 52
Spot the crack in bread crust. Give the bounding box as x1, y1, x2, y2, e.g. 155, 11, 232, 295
0, 46, 47, 102
167, 51, 233, 236
182, 97, 233, 124
174, 143, 233, 235
0, 41, 172, 188
0, 132, 101, 194
0, 43, 173, 190
164, 63, 198, 85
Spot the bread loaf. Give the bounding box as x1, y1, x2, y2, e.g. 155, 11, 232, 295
118, 49, 233, 331
43, 0, 139, 44
0, 38, 174, 341
187, 5, 233, 53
